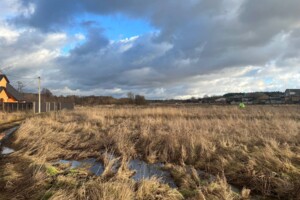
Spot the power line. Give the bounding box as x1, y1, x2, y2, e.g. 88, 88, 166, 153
0, 68, 39, 80
5, 73, 38, 80
11, 79, 37, 89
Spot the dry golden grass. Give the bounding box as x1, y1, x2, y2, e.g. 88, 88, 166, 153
1, 105, 300, 199
0, 111, 29, 125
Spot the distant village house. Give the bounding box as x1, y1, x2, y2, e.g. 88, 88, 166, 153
285, 89, 300, 104
0, 74, 24, 103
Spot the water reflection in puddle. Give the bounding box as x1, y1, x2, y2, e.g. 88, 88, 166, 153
1, 126, 19, 140
0, 126, 19, 156
1, 147, 15, 155
129, 159, 177, 188
59, 159, 104, 176
57, 158, 177, 187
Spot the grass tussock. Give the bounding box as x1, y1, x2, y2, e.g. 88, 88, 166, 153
1, 105, 300, 199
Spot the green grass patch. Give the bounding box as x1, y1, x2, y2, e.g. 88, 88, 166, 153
46, 166, 59, 176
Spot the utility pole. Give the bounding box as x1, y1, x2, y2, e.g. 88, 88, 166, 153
38, 76, 41, 113
17, 81, 24, 93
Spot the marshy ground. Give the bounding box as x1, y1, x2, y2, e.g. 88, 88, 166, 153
0, 105, 299, 199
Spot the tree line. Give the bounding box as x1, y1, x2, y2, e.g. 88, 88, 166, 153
23, 89, 147, 106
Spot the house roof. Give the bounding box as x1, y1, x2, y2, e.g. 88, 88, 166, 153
6, 83, 23, 100
0, 84, 23, 101
0, 74, 9, 83
285, 89, 300, 96
0, 74, 23, 101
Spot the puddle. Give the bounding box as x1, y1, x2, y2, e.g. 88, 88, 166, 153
129, 159, 177, 188
57, 158, 177, 187
1, 126, 19, 141
0, 126, 19, 156
59, 158, 104, 176
1, 147, 15, 155
54, 158, 267, 198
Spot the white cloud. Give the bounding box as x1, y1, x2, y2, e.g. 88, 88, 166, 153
0, 0, 300, 99
0, 23, 20, 44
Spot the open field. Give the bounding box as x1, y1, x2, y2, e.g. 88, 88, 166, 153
0, 105, 300, 199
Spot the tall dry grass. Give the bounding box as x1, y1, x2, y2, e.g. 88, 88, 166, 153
3, 105, 300, 199
0, 111, 28, 125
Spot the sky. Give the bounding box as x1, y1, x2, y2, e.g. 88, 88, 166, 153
0, 0, 299, 99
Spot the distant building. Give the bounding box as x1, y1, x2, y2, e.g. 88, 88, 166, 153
255, 93, 270, 104
215, 97, 227, 104
0, 74, 24, 103
269, 96, 285, 104
228, 95, 243, 104
285, 89, 300, 103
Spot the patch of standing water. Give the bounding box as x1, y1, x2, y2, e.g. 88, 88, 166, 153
57, 158, 177, 188
129, 159, 177, 188
59, 158, 105, 176
1, 147, 15, 155
1, 126, 19, 140
0, 126, 19, 156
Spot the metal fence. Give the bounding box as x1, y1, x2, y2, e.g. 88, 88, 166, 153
33, 102, 74, 113
0, 102, 33, 113
0, 102, 74, 113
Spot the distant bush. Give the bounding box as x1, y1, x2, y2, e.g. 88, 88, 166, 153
135, 95, 147, 105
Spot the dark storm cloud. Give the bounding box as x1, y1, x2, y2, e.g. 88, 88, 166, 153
15, 0, 81, 31
71, 27, 109, 55
4, 0, 300, 97
240, 0, 300, 26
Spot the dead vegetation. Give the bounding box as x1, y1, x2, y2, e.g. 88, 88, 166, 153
0, 111, 30, 134
1, 105, 300, 199
0, 111, 28, 125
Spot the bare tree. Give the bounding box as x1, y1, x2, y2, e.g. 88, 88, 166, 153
127, 92, 135, 103
41, 88, 53, 101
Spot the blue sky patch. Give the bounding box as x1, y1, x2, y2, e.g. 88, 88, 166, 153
73, 13, 156, 41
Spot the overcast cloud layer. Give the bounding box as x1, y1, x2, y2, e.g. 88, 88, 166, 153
0, 0, 299, 99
